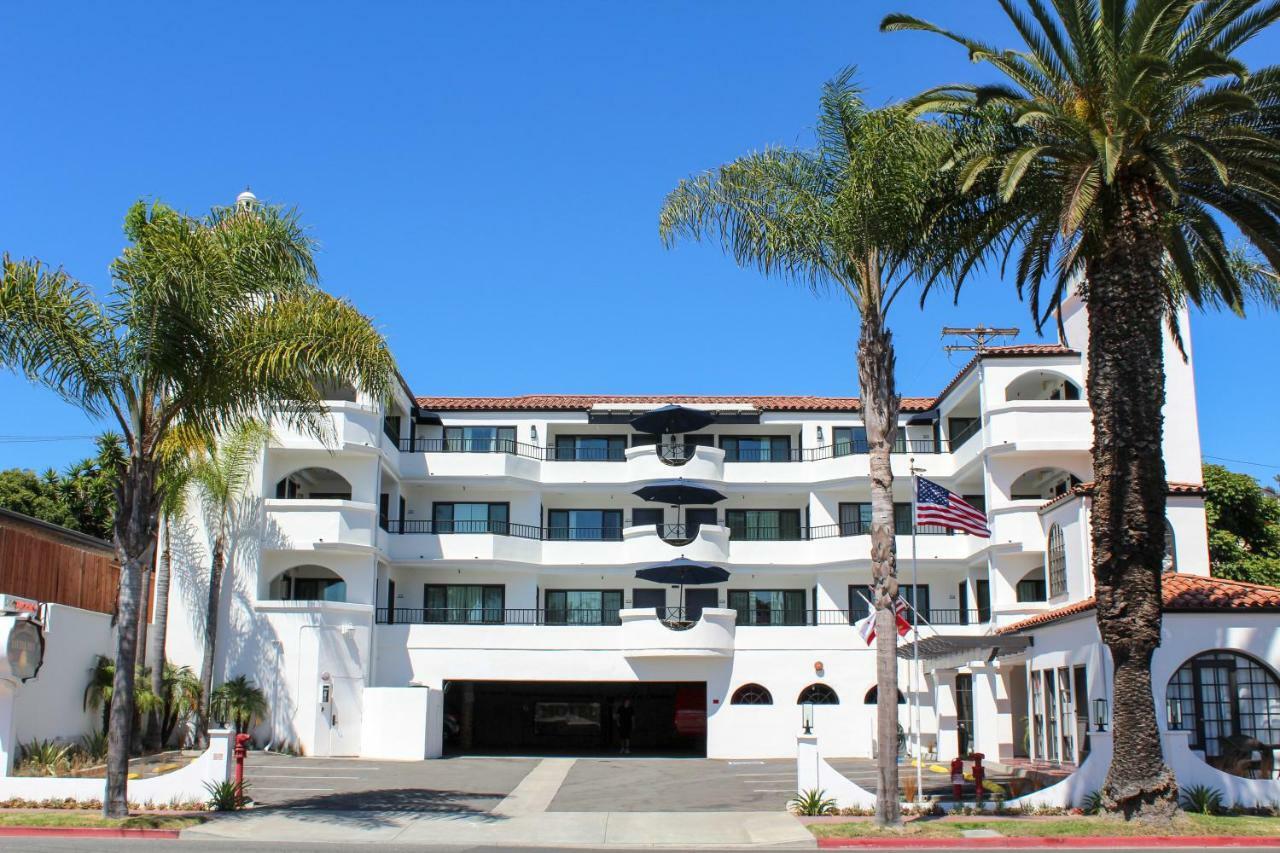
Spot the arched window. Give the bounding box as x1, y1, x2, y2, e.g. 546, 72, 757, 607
730, 684, 773, 705
275, 467, 353, 501
1005, 371, 1082, 402
863, 686, 905, 705
1011, 468, 1081, 501
267, 565, 346, 602
1016, 568, 1047, 602
797, 683, 839, 705
1164, 520, 1177, 573
1047, 524, 1067, 597
1166, 650, 1280, 776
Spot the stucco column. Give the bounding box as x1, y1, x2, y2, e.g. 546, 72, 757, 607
0, 679, 18, 776
934, 668, 959, 760
971, 664, 1015, 760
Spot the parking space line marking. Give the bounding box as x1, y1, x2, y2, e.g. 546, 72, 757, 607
247, 774, 362, 780
249, 786, 335, 792
752, 788, 795, 792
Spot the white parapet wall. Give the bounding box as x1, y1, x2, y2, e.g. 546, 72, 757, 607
360, 686, 439, 760
796, 733, 876, 810
0, 728, 233, 805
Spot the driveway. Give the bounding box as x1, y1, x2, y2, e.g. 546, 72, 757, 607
243, 752, 538, 812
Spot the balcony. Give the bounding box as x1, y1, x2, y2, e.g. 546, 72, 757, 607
271, 402, 382, 452
620, 607, 735, 658
984, 401, 1092, 453
264, 498, 378, 553
372, 606, 989, 630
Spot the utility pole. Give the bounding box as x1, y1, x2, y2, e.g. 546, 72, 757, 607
941, 325, 1019, 355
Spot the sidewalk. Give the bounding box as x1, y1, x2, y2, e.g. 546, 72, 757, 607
181, 808, 818, 848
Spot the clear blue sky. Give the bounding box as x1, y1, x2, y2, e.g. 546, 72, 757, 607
1, 1, 1276, 483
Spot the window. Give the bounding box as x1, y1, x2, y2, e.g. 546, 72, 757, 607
1047, 524, 1067, 597
1042, 669, 1060, 761
546, 509, 623, 540
432, 502, 509, 534
1164, 519, 1177, 572
949, 416, 980, 449
725, 509, 802, 541
721, 435, 793, 462
424, 584, 504, 623
273, 567, 346, 602
731, 684, 773, 705
834, 426, 867, 456
839, 503, 871, 536
797, 683, 839, 704
444, 425, 516, 453
728, 589, 806, 626
545, 589, 623, 625
849, 585, 871, 623
1166, 651, 1280, 768
849, 584, 928, 621
900, 584, 930, 620
630, 433, 659, 447
553, 434, 626, 461
1017, 572, 1047, 602
863, 686, 905, 705
894, 503, 913, 535
632, 508, 664, 527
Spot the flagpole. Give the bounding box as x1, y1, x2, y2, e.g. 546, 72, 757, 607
910, 458, 923, 804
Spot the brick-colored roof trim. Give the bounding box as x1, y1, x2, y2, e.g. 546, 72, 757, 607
1038, 481, 1207, 513
997, 574, 1280, 635
414, 346, 1078, 414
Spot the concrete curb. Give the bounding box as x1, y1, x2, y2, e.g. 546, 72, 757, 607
0, 825, 183, 839
817, 836, 1280, 849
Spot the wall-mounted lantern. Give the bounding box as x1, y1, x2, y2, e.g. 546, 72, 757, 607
1093, 698, 1109, 732
801, 702, 815, 735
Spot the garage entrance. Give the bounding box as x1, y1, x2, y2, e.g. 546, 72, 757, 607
443, 680, 706, 756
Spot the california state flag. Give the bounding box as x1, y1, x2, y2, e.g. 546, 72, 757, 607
855, 597, 913, 646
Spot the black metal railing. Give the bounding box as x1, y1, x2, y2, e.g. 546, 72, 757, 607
390, 519, 542, 539
548, 446, 627, 462
387, 518, 964, 541
398, 437, 546, 459
375, 607, 620, 625
543, 526, 624, 541
802, 438, 948, 460
727, 525, 807, 542
373, 606, 990, 627
722, 447, 803, 462
657, 443, 703, 465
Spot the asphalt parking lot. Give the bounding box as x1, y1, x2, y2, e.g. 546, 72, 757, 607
243, 752, 996, 814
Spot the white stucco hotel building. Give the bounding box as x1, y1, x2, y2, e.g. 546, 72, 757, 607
155, 292, 1280, 789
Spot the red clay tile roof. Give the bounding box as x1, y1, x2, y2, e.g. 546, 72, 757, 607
414, 394, 936, 412
414, 346, 1079, 413
997, 574, 1280, 635
1038, 481, 1207, 512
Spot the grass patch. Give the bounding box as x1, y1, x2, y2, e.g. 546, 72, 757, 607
0, 811, 205, 830
809, 813, 1280, 839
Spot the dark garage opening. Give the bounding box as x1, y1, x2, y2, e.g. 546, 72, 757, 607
443, 680, 707, 756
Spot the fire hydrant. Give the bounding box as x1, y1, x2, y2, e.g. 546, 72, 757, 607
971, 752, 986, 803
233, 732, 251, 806
950, 755, 964, 801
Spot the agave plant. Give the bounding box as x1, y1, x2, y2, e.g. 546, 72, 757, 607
788, 787, 838, 816
1180, 784, 1225, 816
20, 739, 73, 776
204, 779, 251, 811
78, 730, 109, 763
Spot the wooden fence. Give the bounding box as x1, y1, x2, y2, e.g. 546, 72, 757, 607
0, 509, 120, 615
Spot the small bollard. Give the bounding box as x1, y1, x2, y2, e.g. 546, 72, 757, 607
971, 752, 986, 803
234, 732, 251, 806
950, 755, 965, 801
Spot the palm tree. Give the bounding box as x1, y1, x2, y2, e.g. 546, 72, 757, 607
147, 437, 197, 749
881, 0, 1280, 819
158, 662, 202, 748
0, 195, 396, 816
84, 655, 116, 738
190, 421, 271, 745
659, 70, 949, 826
211, 674, 269, 735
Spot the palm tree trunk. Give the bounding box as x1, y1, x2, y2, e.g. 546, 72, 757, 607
197, 532, 226, 747
105, 456, 159, 818
147, 520, 173, 749
1085, 177, 1177, 821
857, 267, 902, 827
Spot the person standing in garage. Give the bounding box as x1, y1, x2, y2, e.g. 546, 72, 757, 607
615, 697, 634, 755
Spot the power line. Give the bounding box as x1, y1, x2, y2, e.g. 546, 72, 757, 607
1203, 454, 1280, 471
0, 435, 97, 444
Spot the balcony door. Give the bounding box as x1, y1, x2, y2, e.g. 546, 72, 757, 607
632, 588, 667, 617
433, 502, 509, 534
684, 588, 718, 621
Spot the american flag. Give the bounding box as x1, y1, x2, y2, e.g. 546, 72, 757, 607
916, 477, 990, 537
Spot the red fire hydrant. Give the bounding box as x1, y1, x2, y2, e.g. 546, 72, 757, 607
233, 732, 251, 806
950, 755, 964, 801
971, 752, 986, 803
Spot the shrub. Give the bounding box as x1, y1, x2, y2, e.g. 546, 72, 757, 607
77, 730, 109, 763
205, 779, 251, 811
788, 788, 837, 816
1081, 790, 1104, 815
19, 739, 72, 776
1180, 784, 1225, 816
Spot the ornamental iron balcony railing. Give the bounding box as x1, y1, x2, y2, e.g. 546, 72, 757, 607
373, 606, 989, 627
396, 435, 973, 459
385, 519, 960, 540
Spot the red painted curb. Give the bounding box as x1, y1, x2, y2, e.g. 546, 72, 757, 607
817, 837, 1280, 849
0, 826, 182, 839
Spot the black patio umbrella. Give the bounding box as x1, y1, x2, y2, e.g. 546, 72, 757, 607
632, 480, 726, 506
630, 404, 716, 436
635, 559, 730, 617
